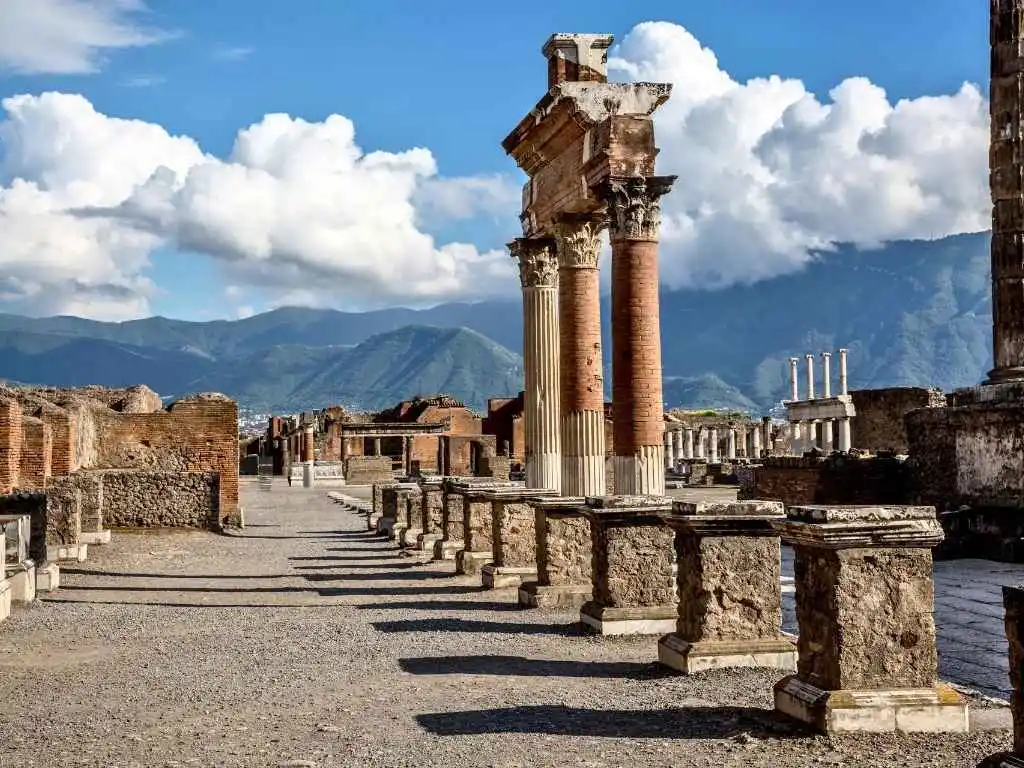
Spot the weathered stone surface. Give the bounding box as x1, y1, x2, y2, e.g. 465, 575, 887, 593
536, 503, 591, 587
590, 520, 674, 608
65, 472, 104, 533
793, 547, 937, 690
405, 493, 422, 530
462, 496, 494, 553
675, 536, 782, 642
420, 484, 443, 535
491, 500, 536, 568
42, 478, 83, 545
441, 487, 464, 542
100, 470, 219, 529
1004, 585, 1024, 755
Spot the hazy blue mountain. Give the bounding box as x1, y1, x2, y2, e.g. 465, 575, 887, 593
0, 232, 994, 413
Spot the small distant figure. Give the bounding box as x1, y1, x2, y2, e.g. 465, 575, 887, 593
287, 469, 293, 487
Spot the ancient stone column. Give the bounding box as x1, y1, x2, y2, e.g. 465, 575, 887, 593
302, 424, 315, 488
762, 417, 773, 455
695, 429, 705, 459
553, 216, 606, 497
581, 496, 676, 635
601, 176, 676, 495
821, 352, 832, 398
708, 428, 719, 463
664, 430, 674, 471
373, 437, 382, 457
978, 586, 1024, 767
773, 504, 968, 734
726, 429, 736, 460
822, 420, 834, 453
838, 348, 849, 395
658, 500, 796, 673
837, 418, 852, 452
684, 429, 694, 460
751, 424, 762, 458
805, 354, 816, 399
789, 357, 800, 401
988, 3, 1024, 384
511, 237, 562, 492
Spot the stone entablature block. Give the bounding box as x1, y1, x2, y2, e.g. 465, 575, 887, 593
785, 396, 856, 424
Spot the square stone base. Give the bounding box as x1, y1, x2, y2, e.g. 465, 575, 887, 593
481, 565, 536, 590
455, 549, 491, 576
417, 532, 442, 552
774, 676, 969, 734
433, 538, 463, 561
7, 562, 37, 604
977, 755, 1024, 767
518, 582, 591, 609
367, 513, 381, 531
376, 517, 396, 536
391, 523, 408, 542
658, 633, 797, 674
399, 527, 422, 548
47, 543, 87, 563
580, 602, 677, 636
80, 529, 112, 545
36, 563, 60, 592
0, 579, 10, 622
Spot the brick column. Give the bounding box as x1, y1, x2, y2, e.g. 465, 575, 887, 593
988, 1, 1024, 384
553, 216, 606, 497
601, 176, 676, 495
511, 238, 562, 492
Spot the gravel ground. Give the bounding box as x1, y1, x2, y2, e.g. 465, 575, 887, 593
0, 478, 1013, 768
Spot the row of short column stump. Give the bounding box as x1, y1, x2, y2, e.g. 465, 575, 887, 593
359, 478, 1022, 747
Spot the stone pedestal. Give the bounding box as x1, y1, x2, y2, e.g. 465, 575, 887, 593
415, 478, 443, 552
457, 488, 498, 576
399, 492, 423, 547
7, 560, 37, 604
658, 500, 796, 674
519, 496, 592, 609
580, 495, 676, 635
302, 461, 314, 488
977, 585, 1024, 767
35, 562, 59, 592
381, 484, 417, 542
370, 482, 397, 532
482, 488, 557, 589
433, 478, 469, 561
773, 505, 968, 734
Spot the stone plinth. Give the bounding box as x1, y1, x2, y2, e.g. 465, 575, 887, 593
457, 488, 499, 576
773, 505, 968, 734
977, 585, 1024, 767
657, 500, 795, 674
519, 496, 592, 609
417, 479, 444, 552
481, 488, 557, 589
370, 482, 398, 532
379, 484, 418, 540
580, 495, 676, 635
433, 478, 470, 561
399, 492, 423, 547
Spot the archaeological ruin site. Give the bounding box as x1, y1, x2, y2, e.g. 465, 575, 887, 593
8, 10, 1024, 768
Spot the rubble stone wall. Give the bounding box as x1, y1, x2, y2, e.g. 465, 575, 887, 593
743, 456, 911, 507
100, 470, 219, 529
851, 387, 946, 453
346, 456, 393, 484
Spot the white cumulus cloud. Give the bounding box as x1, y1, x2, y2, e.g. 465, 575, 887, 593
0, 92, 514, 319
608, 21, 989, 288
0, 0, 172, 75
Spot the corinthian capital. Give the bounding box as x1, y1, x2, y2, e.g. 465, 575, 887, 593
509, 236, 558, 288
599, 175, 676, 241
552, 214, 607, 269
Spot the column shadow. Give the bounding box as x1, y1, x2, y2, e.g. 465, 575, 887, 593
372, 618, 586, 636
399, 655, 670, 679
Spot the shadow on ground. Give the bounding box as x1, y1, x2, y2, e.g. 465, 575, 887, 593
399, 655, 672, 679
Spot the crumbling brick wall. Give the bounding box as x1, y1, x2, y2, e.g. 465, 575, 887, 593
87, 393, 239, 526
18, 416, 52, 490
100, 470, 219, 529
0, 398, 23, 494
851, 387, 946, 454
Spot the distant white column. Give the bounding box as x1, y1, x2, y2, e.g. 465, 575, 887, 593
684, 429, 694, 460
790, 421, 802, 454
696, 429, 706, 459
839, 348, 849, 396
822, 419, 834, 452
838, 417, 852, 452
709, 428, 719, 463
789, 357, 800, 401
303, 424, 315, 488
805, 354, 816, 400
664, 430, 674, 471
762, 418, 772, 456
726, 429, 737, 460
751, 425, 762, 458
822, 351, 832, 398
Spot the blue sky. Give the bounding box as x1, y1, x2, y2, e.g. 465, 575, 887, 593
0, 0, 991, 321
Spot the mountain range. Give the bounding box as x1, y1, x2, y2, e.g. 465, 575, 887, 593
0, 231, 994, 414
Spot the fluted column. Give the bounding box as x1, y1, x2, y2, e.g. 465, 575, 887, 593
601, 175, 676, 495
554, 216, 606, 496
988, 3, 1024, 384
683, 429, 694, 460
511, 237, 562, 492
726, 429, 737, 460
664, 431, 674, 471
708, 428, 719, 463
789, 357, 800, 401
805, 354, 816, 400
751, 424, 762, 458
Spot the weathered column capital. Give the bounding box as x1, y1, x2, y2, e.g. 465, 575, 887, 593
598, 175, 676, 241
509, 236, 559, 288
552, 214, 607, 269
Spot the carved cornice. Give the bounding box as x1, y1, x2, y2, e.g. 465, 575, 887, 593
509, 237, 559, 288
552, 215, 607, 269
599, 175, 676, 242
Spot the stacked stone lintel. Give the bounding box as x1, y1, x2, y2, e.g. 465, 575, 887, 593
657, 500, 797, 674
510, 237, 561, 493
978, 585, 1024, 767
600, 176, 676, 495
773, 504, 969, 734
988, 0, 1024, 384
553, 215, 607, 498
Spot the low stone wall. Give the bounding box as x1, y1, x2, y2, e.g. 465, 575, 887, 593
57, 472, 104, 533
478, 455, 511, 480
346, 456, 393, 484
100, 470, 219, 530
741, 456, 911, 507
852, 386, 946, 453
